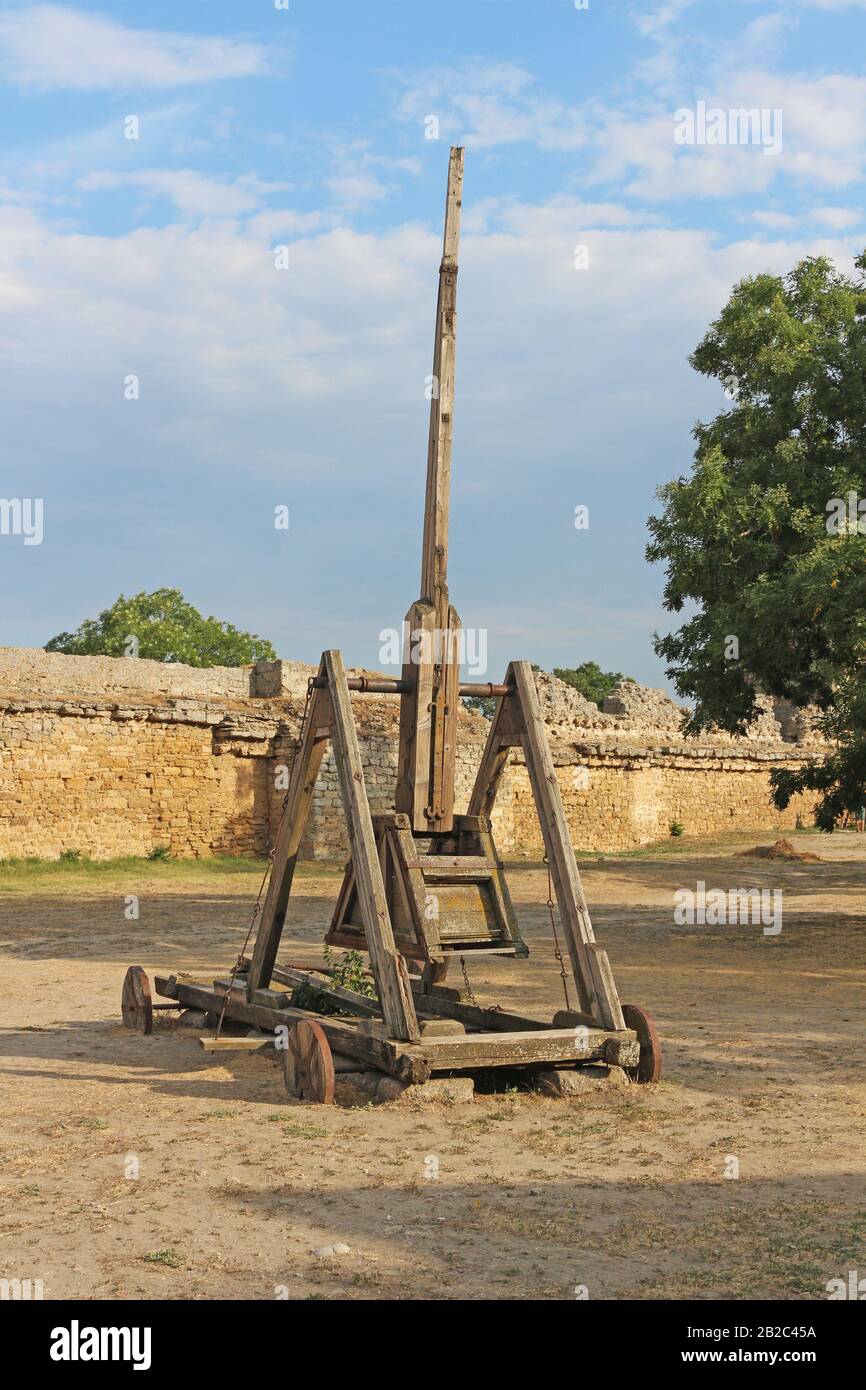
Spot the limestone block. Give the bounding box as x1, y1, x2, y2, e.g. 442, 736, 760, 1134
535, 1064, 629, 1096
377, 1075, 475, 1105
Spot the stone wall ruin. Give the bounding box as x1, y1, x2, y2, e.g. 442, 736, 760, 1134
0, 648, 821, 861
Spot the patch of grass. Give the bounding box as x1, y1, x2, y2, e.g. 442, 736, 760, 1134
147, 844, 172, 861
76, 1116, 108, 1130
143, 1248, 184, 1269
506, 826, 827, 867
0, 852, 346, 896
279, 1120, 329, 1139
204, 1107, 241, 1119
0, 852, 266, 877
263, 1114, 330, 1139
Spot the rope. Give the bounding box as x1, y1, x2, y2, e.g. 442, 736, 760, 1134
215, 851, 274, 1040
544, 853, 572, 1012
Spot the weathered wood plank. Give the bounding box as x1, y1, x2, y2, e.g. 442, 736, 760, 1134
420, 148, 462, 609
324, 649, 421, 1042
429, 607, 461, 832
409, 982, 552, 1033
390, 820, 443, 957
397, 147, 464, 836
476, 823, 527, 957
395, 600, 435, 829
418, 856, 494, 881
466, 684, 520, 820
511, 661, 625, 1031
154, 975, 425, 1082
394, 1026, 637, 1071
246, 682, 331, 993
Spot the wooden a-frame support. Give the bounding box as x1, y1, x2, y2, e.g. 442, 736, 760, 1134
247, 650, 421, 1042
468, 661, 625, 1032
245, 649, 624, 1039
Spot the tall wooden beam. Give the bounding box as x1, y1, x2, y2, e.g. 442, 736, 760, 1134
420, 144, 462, 610
397, 145, 464, 833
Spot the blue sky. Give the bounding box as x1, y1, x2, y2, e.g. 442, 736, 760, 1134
1, 0, 865, 684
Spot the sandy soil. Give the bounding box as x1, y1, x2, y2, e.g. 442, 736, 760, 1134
1, 829, 864, 1301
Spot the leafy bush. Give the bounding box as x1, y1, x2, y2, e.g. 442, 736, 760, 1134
290, 946, 375, 1014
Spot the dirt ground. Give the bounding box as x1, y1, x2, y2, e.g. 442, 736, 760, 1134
1, 828, 864, 1302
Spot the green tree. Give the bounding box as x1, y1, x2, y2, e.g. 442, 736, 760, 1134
45, 589, 276, 668
647, 253, 866, 829
553, 661, 633, 709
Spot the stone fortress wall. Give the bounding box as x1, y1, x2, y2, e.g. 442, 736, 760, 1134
0, 649, 821, 861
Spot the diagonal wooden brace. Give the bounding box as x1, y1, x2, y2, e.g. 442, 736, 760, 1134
322, 650, 420, 1041
468, 661, 625, 1031
246, 678, 331, 995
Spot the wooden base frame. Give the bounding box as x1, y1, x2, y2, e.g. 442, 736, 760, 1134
154, 971, 640, 1084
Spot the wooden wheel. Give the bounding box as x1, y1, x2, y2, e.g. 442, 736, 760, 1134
621, 1003, 662, 1084
283, 1019, 335, 1104
121, 966, 153, 1035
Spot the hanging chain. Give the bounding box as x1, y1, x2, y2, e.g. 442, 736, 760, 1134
216, 677, 317, 1039
458, 955, 502, 1013
544, 852, 572, 1012
298, 677, 315, 751
459, 954, 480, 1008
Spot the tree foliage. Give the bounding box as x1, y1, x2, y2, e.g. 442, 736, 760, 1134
45, 589, 276, 668
647, 253, 866, 828
553, 661, 633, 709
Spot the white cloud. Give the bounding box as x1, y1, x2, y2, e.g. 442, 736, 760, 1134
630, 0, 699, 39
810, 205, 863, 228
324, 172, 389, 210
1, 192, 859, 490
390, 53, 866, 203
321, 143, 422, 212
587, 70, 866, 199
0, 5, 269, 90
76, 169, 291, 220
393, 61, 587, 151
750, 209, 797, 228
